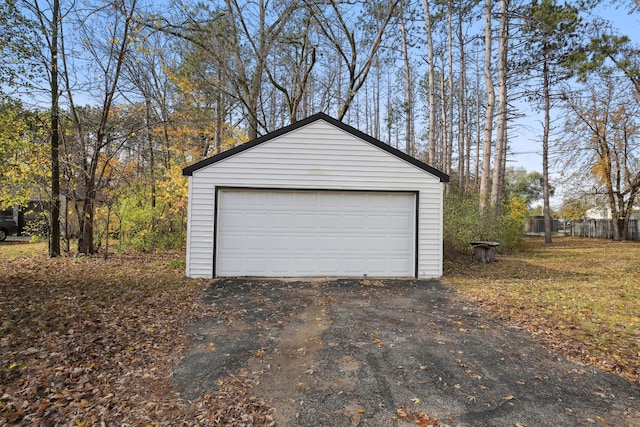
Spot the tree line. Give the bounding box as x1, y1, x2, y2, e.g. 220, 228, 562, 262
1, 0, 639, 256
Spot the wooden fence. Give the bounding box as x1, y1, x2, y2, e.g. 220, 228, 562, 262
527, 216, 640, 241
526, 216, 559, 234
565, 219, 640, 241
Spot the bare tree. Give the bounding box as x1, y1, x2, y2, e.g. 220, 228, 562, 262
308, 0, 400, 121
490, 0, 509, 211
440, 56, 449, 173
149, 0, 301, 138
522, 0, 583, 243
561, 80, 640, 241
457, 2, 468, 190
479, 0, 495, 212
446, 0, 454, 176
120, 30, 179, 208
399, 11, 415, 156
423, 0, 438, 166
60, 0, 139, 254
223, 0, 303, 136
49, 0, 60, 256
19, 0, 62, 255
472, 46, 484, 190
266, 8, 317, 123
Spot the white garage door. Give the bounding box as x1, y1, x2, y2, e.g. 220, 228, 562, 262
216, 189, 416, 277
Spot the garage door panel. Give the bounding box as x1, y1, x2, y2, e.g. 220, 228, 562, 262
217, 190, 415, 277
295, 220, 317, 231
317, 236, 340, 250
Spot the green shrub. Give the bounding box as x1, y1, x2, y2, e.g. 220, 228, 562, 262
22, 212, 50, 242
99, 183, 187, 253
444, 190, 526, 255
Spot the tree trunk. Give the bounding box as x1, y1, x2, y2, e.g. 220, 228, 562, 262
542, 58, 553, 243
400, 14, 414, 157
475, 55, 482, 190
215, 65, 223, 153
387, 73, 392, 145
145, 96, 156, 209
606, 183, 621, 241
447, 0, 454, 178
457, 5, 468, 190
49, 0, 61, 257
491, 0, 508, 211
622, 193, 637, 240
423, 0, 437, 166
479, 0, 495, 213
78, 175, 96, 255
374, 60, 380, 140
440, 62, 448, 173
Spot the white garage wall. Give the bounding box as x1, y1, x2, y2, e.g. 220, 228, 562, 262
186, 118, 444, 279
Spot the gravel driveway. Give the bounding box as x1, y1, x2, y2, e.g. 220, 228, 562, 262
174, 279, 640, 426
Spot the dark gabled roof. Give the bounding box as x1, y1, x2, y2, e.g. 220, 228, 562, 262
182, 112, 450, 182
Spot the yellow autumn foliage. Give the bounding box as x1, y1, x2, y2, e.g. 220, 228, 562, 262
0, 102, 49, 210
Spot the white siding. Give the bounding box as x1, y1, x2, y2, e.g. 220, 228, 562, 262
186, 119, 444, 279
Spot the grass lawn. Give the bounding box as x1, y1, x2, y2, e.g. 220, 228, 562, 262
443, 236, 640, 385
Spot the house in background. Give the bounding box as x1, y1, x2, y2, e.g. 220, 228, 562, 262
565, 205, 640, 241
585, 206, 640, 221
182, 113, 449, 279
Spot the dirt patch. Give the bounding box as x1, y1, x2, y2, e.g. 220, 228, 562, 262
248, 297, 331, 424
174, 279, 640, 426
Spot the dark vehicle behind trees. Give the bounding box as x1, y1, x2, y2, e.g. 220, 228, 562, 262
0, 214, 19, 241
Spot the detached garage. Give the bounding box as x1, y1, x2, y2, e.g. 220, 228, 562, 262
182, 113, 449, 279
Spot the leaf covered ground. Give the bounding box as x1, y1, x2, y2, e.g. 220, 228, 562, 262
1, 237, 639, 425
443, 237, 640, 387
0, 245, 273, 426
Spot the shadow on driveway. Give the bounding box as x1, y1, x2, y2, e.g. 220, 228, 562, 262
174, 279, 640, 427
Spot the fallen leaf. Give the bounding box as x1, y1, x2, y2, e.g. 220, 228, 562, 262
0, 253, 274, 426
